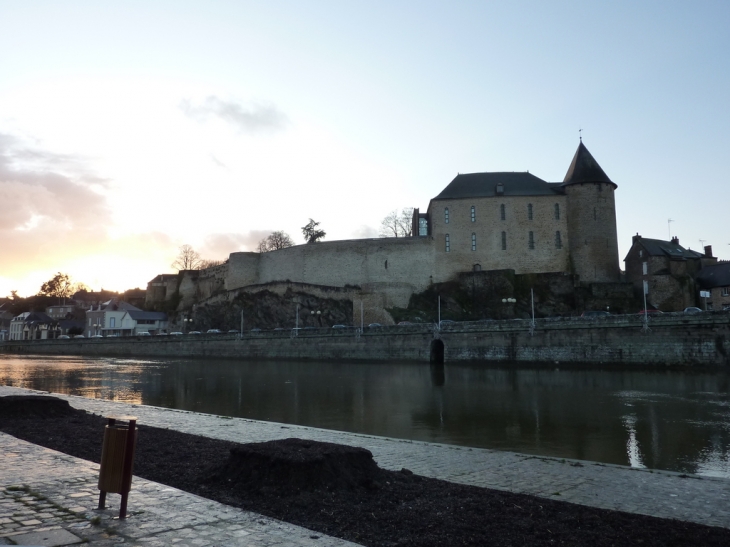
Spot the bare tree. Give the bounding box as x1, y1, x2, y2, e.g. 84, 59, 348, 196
380, 207, 414, 237
302, 219, 326, 244
257, 231, 295, 252
172, 244, 203, 271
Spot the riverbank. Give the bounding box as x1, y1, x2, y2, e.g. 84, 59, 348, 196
2, 384, 729, 537
2, 313, 729, 366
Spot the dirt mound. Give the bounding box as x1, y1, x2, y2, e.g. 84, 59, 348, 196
0, 395, 76, 419
210, 438, 384, 493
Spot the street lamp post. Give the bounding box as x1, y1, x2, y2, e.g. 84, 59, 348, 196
501, 297, 516, 321
310, 310, 321, 327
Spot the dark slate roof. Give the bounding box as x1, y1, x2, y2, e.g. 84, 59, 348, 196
432, 172, 563, 200
127, 310, 167, 321
632, 237, 704, 261
696, 263, 730, 289
25, 312, 54, 324
562, 142, 616, 188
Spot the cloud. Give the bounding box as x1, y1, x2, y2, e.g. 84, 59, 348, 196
0, 133, 110, 236
201, 230, 273, 257
180, 96, 288, 133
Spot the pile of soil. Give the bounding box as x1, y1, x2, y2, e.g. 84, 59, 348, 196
2, 395, 730, 547
209, 438, 383, 494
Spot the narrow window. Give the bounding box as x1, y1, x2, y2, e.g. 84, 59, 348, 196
555, 231, 562, 249
642, 262, 648, 275
110, 317, 116, 328
471, 233, 476, 251
500, 204, 506, 221
384, 260, 388, 270
528, 203, 533, 220
554, 203, 560, 220
639, 250, 643, 258
444, 208, 449, 224
501, 231, 507, 250
529, 231, 535, 249
445, 234, 450, 252
470, 205, 476, 222
722, 287, 730, 297
496, 182, 504, 195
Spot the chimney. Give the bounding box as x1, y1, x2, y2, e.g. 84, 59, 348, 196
632, 233, 642, 244
704, 245, 713, 258
671, 236, 679, 245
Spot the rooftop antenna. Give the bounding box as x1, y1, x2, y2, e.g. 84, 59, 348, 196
700, 239, 706, 248
667, 218, 674, 239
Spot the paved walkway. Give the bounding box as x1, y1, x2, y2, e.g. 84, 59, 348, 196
2, 386, 730, 546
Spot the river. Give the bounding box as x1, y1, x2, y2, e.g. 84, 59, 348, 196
1, 354, 729, 478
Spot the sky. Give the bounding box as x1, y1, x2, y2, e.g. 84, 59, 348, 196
1, 0, 729, 297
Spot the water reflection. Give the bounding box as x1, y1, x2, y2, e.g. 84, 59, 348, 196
1, 355, 729, 478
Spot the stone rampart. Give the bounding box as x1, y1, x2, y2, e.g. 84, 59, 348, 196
3, 314, 728, 366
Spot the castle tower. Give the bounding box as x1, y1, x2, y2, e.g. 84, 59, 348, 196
562, 142, 620, 283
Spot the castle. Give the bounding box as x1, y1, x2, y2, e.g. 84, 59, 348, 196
150, 141, 622, 324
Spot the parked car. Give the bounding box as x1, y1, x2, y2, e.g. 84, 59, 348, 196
74, 335, 85, 339
156, 333, 169, 336
368, 323, 382, 328
188, 331, 201, 335
332, 324, 347, 329
206, 329, 223, 334
249, 328, 261, 333
58, 335, 70, 339
90, 335, 103, 338
580, 311, 610, 318
683, 307, 703, 314
170, 331, 183, 335
397, 321, 413, 326
228, 330, 239, 334
637, 309, 664, 316
138, 332, 151, 336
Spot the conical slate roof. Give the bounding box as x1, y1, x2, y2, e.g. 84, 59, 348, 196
562, 141, 616, 188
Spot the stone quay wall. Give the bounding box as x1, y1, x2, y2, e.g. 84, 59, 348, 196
2, 314, 728, 366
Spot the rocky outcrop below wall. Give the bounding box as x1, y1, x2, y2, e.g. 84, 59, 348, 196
3, 313, 728, 367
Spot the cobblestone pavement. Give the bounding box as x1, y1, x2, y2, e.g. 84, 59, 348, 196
2, 385, 730, 546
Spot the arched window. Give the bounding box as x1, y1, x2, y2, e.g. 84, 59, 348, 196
501, 231, 507, 250
528, 203, 533, 220
554, 203, 560, 220
473, 264, 482, 272
445, 234, 450, 252
500, 204, 506, 221
528, 231, 535, 249
444, 208, 449, 224
471, 233, 476, 251
470, 205, 476, 222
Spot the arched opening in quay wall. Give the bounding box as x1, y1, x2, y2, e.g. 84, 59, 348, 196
430, 339, 444, 364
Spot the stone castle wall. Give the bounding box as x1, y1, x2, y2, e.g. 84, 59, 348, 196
428, 195, 570, 280
226, 237, 436, 293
